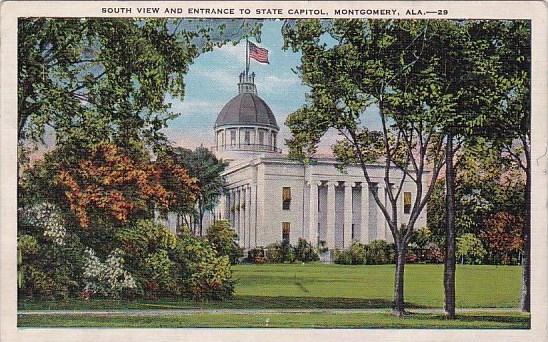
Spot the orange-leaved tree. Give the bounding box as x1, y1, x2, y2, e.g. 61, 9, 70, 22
481, 211, 524, 265
56, 143, 199, 228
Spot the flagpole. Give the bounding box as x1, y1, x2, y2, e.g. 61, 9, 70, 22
245, 38, 249, 77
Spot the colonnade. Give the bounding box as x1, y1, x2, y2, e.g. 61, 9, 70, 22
222, 184, 255, 248
308, 180, 389, 249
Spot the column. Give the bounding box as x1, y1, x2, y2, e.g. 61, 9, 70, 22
377, 184, 386, 240
360, 183, 370, 244
249, 184, 256, 248
239, 188, 245, 248
228, 191, 233, 226
234, 189, 240, 237
326, 181, 336, 249
308, 181, 321, 246
343, 182, 354, 248
245, 184, 252, 249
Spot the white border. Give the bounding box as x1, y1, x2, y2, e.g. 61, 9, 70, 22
1, 1, 547, 341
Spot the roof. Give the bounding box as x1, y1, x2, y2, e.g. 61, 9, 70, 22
215, 93, 279, 130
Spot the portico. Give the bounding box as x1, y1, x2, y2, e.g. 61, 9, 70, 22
212, 156, 425, 252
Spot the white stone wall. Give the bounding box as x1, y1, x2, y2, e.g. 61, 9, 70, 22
218, 156, 430, 251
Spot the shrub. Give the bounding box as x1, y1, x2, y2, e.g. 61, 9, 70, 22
186, 255, 234, 300
206, 220, 243, 264
334, 242, 366, 265
175, 230, 235, 300
410, 227, 433, 249
457, 233, 487, 264
247, 247, 267, 264
294, 238, 319, 262
425, 242, 445, 263
82, 248, 137, 299
365, 240, 395, 264
334, 249, 353, 264
265, 241, 297, 263
265, 242, 284, 263
117, 220, 235, 300
350, 242, 367, 264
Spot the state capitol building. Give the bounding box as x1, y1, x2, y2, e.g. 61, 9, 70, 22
199, 70, 428, 254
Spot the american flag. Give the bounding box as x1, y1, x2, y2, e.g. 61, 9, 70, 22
249, 41, 269, 64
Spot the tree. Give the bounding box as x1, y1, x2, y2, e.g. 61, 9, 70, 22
487, 21, 531, 312
428, 20, 530, 316
18, 18, 261, 150
160, 146, 227, 235
420, 20, 523, 318
456, 233, 487, 264
23, 143, 199, 230
427, 142, 526, 256
481, 212, 524, 265
282, 19, 453, 316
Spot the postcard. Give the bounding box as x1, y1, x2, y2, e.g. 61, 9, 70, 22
1, 1, 547, 341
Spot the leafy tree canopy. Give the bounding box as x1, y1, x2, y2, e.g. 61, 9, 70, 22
18, 18, 262, 153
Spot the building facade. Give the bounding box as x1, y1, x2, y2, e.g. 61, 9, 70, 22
207, 71, 428, 251
213, 156, 428, 250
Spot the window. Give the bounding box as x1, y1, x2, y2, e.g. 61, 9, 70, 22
244, 130, 250, 145
258, 130, 265, 145
273, 133, 277, 147
282, 187, 291, 210
230, 130, 236, 145
282, 222, 290, 243
351, 224, 355, 240
404, 192, 412, 214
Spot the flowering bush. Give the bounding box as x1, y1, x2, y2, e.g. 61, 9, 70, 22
20, 202, 66, 245
82, 248, 136, 298
18, 202, 85, 299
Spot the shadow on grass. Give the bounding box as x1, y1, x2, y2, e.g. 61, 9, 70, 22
403, 312, 531, 328
294, 281, 310, 293
18, 296, 429, 310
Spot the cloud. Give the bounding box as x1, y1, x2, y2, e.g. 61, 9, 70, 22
260, 75, 300, 94
171, 98, 226, 115
190, 68, 237, 90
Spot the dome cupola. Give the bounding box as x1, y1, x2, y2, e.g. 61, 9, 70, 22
213, 71, 281, 160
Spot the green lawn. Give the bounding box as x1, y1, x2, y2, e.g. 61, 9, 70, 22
232, 263, 521, 308
19, 264, 528, 328
19, 264, 522, 310
18, 311, 530, 329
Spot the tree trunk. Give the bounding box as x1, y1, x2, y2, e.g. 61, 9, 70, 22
444, 132, 457, 319
520, 155, 531, 312
392, 243, 407, 316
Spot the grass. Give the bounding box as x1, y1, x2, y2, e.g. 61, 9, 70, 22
18, 264, 528, 328
18, 311, 530, 329
19, 264, 523, 310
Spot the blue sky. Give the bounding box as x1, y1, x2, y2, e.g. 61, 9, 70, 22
162, 20, 380, 154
